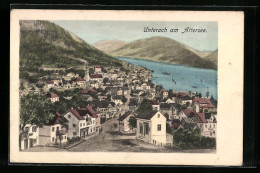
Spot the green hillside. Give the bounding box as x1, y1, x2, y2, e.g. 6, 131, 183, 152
111, 36, 217, 70
19, 20, 122, 74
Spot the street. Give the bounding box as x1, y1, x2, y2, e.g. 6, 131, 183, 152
24, 94, 215, 153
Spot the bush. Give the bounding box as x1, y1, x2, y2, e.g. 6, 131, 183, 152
173, 127, 216, 150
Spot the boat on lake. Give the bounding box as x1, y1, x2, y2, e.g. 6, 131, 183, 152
162, 72, 170, 75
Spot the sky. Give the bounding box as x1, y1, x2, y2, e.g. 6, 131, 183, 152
52, 20, 218, 52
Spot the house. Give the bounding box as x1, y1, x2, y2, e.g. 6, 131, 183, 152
112, 96, 123, 106
171, 119, 183, 132
175, 95, 193, 105
165, 98, 175, 104
20, 124, 39, 150
150, 100, 160, 111
160, 103, 174, 117
73, 77, 86, 87
46, 79, 62, 88
89, 74, 103, 82
63, 109, 88, 138
47, 81, 55, 88
46, 93, 59, 103
136, 110, 173, 147
192, 98, 216, 113
80, 88, 98, 95
86, 106, 101, 133
89, 80, 99, 89
161, 89, 168, 99
141, 83, 150, 91
196, 112, 217, 138
38, 111, 68, 146
118, 111, 135, 133
95, 65, 102, 72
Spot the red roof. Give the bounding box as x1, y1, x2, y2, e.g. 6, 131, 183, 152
193, 98, 216, 108
89, 74, 103, 78
176, 93, 188, 98
74, 77, 86, 82
80, 88, 98, 94
46, 93, 59, 98
95, 66, 102, 68
182, 109, 197, 116
161, 89, 168, 93
70, 109, 85, 120
86, 106, 99, 118
196, 112, 208, 123
172, 122, 181, 129
47, 81, 54, 84
150, 100, 159, 105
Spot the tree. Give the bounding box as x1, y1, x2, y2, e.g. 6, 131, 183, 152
89, 68, 94, 74
20, 94, 54, 131
20, 82, 25, 90
121, 96, 127, 103
77, 70, 85, 78
168, 89, 173, 98
136, 99, 153, 113
198, 93, 202, 98
128, 116, 137, 130
185, 102, 190, 107
103, 77, 109, 84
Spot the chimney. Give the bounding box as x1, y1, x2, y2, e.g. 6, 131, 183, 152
195, 104, 199, 113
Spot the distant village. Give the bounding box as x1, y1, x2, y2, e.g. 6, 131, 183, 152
19, 61, 217, 151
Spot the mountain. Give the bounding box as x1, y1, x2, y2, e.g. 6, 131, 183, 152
203, 50, 218, 68
182, 45, 213, 58
111, 36, 217, 70
19, 20, 122, 74
93, 40, 127, 53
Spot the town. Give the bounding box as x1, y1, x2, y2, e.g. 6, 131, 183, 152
19, 60, 217, 152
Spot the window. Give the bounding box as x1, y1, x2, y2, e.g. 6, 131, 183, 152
213, 124, 215, 128
52, 127, 55, 132
80, 123, 82, 127
68, 115, 71, 118
158, 114, 160, 118
73, 124, 76, 128
73, 132, 77, 136
56, 127, 59, 131
61, 136, 63, 140
157, 124, 161, 131
91, 129, 92, 132
65, 136, 66, 139
205, 125, 207, 128
83, 123, 85, 126
52, 137, 55, 142
32, 126, 37, 132
210, 124, 212, 128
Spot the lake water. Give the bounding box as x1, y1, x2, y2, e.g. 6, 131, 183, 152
116, 57, 218, 99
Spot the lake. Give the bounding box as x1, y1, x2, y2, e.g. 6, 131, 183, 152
116, 57, 218, 99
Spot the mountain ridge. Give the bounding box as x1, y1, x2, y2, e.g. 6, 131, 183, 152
19, 20, 122, 75
92, 40, 127, 53
111, 36, 217, 70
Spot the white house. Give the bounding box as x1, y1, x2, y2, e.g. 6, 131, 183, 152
118, 111, 135, 133
95, 65, 102, 72
46, 93, 59, 103
73, 77, 86, 87
38, 111, 68, 146
63, 109, 88, 138
89, 74, 103, 82
20, 124, 39, 150
196, 112, 217, 138
136, 110, 173, 147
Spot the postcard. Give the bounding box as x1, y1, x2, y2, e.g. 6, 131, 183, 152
10, 10, 244, 165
